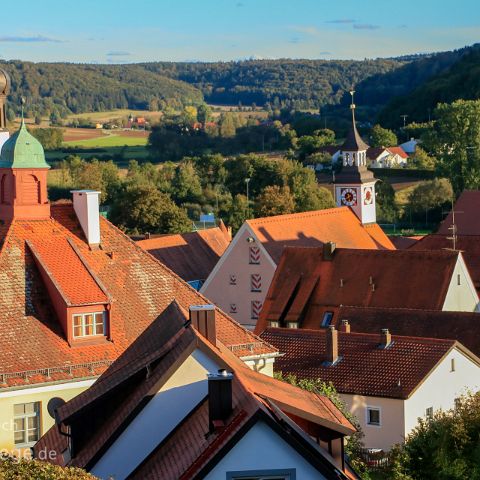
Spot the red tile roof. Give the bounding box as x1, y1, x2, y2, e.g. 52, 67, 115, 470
0, 202, 275, 388
389, 235, 423, 250
438, 191, 480, 235
409, 234, 480, 293
36, 302, 354, 479
255, 246, 460, 334
27, 238, 108, 306
247, 207, 394, 264
331, 306, 480, 357
261, 327, 462, 399
387, 146, 408, 158
137, 226, 230, 282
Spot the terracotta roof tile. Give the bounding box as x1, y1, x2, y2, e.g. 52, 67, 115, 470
409, 234, 480, 292
0, 202, 275, 388
387, 146, 408, 158
28, 237, 108, 305
255, 246, 459, 334
137, 226, 230, 282
261, 327, 458, 399
438, 191, 480, 235
247, 207, 394, 264
332, 306, 480, 357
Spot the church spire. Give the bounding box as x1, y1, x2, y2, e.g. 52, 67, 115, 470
334, 89, 377, 225
0, 97, 51, 221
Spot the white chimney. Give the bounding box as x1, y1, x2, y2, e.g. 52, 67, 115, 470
71, 190, 101, 245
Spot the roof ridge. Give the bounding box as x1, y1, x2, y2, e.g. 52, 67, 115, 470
266, 327, 456, 346
247, 207, 350, 225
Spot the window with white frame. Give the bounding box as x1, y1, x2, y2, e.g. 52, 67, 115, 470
426, 407, 433, 419
366, 407, 381, 426
14, 402, 41, 446
73, 312, 105, 338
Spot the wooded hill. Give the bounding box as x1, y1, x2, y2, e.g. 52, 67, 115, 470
376, 44, 480, 127
1, 43, 479, 121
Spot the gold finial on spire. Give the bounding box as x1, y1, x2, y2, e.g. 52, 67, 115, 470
349, 88, 356, 110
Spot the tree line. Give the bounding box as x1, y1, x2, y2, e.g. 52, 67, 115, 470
51, 153, 334, 235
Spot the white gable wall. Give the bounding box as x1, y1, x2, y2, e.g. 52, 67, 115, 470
443, 255, 480, 312
404, 347, 480, 437
201, 223, 276, 329
205, 420, 330, 479
340, 393, 405, 451
91, 349, 220, 480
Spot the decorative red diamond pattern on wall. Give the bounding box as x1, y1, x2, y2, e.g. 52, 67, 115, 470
249, 246, 260, 264
229, 274, 237, 285
251, 273, 262, 292
230, 303, 237, 313
251, 300, 263, 320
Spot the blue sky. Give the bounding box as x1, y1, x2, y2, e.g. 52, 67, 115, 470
1, 0, 479, 63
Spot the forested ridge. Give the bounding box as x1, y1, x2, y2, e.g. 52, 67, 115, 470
1, 43, 478, 121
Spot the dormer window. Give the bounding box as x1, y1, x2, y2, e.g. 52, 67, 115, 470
73, 312, 106, 338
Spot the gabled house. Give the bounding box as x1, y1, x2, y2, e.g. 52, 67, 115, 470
261, 326, 480, 451
255, 244, 479, 334
137, 223, 231, 290
367, 146, 408, 168
0, 120, 277, 453
35, 303, 357, 480
201, 208, 394, 329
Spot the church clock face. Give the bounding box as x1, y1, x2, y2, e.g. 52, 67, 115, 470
340, 188, 357, 207
364, 186, 373, 205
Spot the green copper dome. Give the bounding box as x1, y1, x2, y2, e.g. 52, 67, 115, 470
0, 120, 50, 169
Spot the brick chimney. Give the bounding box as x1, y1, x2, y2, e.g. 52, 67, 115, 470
323, 241, 336, 261
207, 369, 233, 432
380, 328, 392, 349
339, 319, 350, 333
326, 326, 339, 364
71, 190, 101, 245
189, 305, 217, 346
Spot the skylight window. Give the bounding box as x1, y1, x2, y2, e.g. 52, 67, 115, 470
321, 311, 333, 327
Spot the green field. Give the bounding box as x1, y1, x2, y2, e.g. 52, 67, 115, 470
66, 109, 163, 123
63, 134, 148, 148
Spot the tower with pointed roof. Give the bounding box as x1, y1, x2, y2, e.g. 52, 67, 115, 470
334, 90, 377, 224
0, 104, 50, 221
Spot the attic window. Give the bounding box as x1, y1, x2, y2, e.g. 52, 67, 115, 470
457, 274, 461, 286
451, 358, 455, 372
321, 311, 333, 327
73, 312, 105, 338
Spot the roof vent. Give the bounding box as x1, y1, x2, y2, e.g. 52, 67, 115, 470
190, 305, 217, 346
339, 319, 350, 333
323, 241, 336, 260
71, 190, 101, 245
207, 369, 233, 432
380, 328, 392, 349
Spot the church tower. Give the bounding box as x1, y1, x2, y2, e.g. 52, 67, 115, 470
334, 90, 377, 224
0, 107, 51, 222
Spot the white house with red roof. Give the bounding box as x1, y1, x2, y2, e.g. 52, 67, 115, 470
262, 325, 480, 451
200, 208, 394, 329
35, 304, 358, 480
0, 119, 278, 454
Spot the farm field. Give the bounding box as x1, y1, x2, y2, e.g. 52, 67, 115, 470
63, 130, 148, 148
66, 109, 163, 124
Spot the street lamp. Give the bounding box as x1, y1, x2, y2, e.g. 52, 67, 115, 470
245, 178, 251, 219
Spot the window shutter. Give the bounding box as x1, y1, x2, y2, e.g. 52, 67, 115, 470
249, 246, 260, 264
251, 273, 262, 292
251, 300, 262, 320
